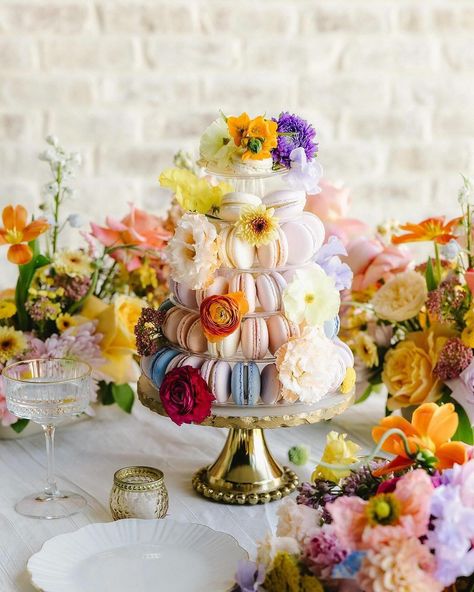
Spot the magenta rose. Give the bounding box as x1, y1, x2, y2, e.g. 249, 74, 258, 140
160, 366, 214, 426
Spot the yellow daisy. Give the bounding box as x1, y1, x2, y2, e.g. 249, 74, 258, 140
53, 249, 92, 278
55, 313, 77, 332
0, 300, 16, 320
235, 204, 279, 247
354, 333, 379, 368
0, 327, 27, 363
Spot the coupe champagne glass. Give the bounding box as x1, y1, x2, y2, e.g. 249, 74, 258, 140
2, 358, 92, 519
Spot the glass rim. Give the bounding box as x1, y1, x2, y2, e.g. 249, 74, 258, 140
1, 357, 92, 384
113, 466, 165, 491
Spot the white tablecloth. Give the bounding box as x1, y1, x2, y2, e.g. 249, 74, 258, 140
0, 396, 385, 591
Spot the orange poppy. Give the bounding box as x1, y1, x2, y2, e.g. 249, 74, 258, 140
392, 217, 462, 245
0, 205, 49, 265
227, 112, 250, 147
372, 402, 468, 476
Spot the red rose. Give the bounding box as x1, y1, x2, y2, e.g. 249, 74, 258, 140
160, 366, 214, 426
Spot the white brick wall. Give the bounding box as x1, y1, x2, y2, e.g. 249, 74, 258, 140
0, 0, 473, 232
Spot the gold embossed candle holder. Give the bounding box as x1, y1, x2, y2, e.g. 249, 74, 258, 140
110, 466, 169, 520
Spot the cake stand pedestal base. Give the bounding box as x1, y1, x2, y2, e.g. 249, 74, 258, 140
192, 427, 298, 505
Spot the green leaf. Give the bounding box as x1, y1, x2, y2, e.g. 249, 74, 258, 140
10, 418, 29, 433
111, 383, 135, 413
425, 257, 437, 291
452, 401, 474, 445
97, 381, 115, 405
355, 384, 374, 404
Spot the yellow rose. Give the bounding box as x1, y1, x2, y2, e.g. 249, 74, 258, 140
382, 325, 456, 410
312, 431, 361, 483
371, 270, 427, 322
81, 295, 144, 384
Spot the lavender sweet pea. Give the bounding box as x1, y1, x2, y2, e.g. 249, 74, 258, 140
273, 112, 318, 168
314, 236, 353, 291
284, 148, 322, 193
231, 560, 265, 592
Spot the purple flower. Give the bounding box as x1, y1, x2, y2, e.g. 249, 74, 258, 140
303, 524, 348, 579
314, 236, 353, 291
427, 480, 474, 585
273, 112, 318, 168
231, 560, 265, 592
284, 148, 322, 193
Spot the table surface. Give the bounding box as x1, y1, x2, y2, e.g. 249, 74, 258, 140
0, 395, 385, 592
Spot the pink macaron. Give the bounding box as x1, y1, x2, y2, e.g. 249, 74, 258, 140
166, 353, 205, 372
262, 189, 306, 221
257, 226, 288, 268
200, 358, 232, 403
241, 317, 269, 360
208, 327, 241, 358
255, 272, 287, 312
260, 363, 284, 404
195, 275, 229, 307
229, 272, 256, 313
177, 312, 207, 353
218, 225, 255, 269
162, 307, 188, 344
281, 220, 315, 265
266, 314, 300, 355
219, 192, 261, 222
301, 212, 325, 253
169, 278, 198, 308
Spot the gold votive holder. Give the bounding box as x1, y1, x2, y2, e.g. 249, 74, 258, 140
109, 466, 169, 520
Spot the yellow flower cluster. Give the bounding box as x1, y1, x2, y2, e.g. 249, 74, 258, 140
263, 553, 323, 592
312, 431, 361, 482
159, 168, 232, 215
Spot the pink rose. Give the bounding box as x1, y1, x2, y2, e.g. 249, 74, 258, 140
305, 180, 370, 245
346, 237, 412, 291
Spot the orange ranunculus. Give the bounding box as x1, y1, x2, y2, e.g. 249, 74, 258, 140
0, 205, 49, 264
227, 112, 250, 147
200, 291, 249, 342
372, 402, 468, 476
392, 216, 462, 245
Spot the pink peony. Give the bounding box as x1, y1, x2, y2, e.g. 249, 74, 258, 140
90, 204, 171, 271
328, 469, 433, 551
305, 180, 369, 245
345, 237, 412, 291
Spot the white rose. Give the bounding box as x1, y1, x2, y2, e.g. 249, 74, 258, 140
371, 270, 427, 322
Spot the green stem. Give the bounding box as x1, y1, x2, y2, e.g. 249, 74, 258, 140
97, 261, 117, 298
68, 268, 99, 315
434, 242, 442, 284
51, 165, 62, 256
467, 204, 473, 269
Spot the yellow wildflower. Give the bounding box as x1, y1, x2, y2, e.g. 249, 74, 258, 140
263, 553, 323, 592
340, 367, 356, 394
0, 327, 27, 363
462, 326, 474, 348
53, 249, 92, 278
159, 168, 232, 215
0, 300, 16, 320
312, 431, 361, 483
354, 333, 379, 368
137, 261, 158, 290
56, 313, 77, 332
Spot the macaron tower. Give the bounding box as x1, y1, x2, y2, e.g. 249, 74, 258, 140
141, 111, 356, 416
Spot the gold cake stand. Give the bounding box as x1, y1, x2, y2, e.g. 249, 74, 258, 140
138, 374, 354, 505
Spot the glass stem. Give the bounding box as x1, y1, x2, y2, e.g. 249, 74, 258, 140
42, 424, 60, 497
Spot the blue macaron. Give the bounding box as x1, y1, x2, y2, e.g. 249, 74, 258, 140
231, 362, 261, 406
151, 347, 181, 388
158, 298, 175, 315
324, 316, 340, 340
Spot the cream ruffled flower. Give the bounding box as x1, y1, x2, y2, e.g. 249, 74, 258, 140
199, 115, 238, 169
256, 533, 300, 569
372, 270, 427, 322
283, 264, 340, 327
53, 249, 92, 278
357, 538, 442, 592
159, 168, 232, 215
166, 213, 220, 290
275, 326, 343, 403
312, 431, 361, 482
276, 498, 322, 544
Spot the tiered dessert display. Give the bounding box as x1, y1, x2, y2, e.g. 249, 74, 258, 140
137, 112, 356, 504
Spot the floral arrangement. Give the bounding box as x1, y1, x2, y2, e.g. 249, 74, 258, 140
339, 176, 474, 444
0, 136, 173, 431
231, 402, 474, 592
197, 111, 322, 189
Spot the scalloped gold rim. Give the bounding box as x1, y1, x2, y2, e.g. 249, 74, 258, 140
137, 374, 355, 429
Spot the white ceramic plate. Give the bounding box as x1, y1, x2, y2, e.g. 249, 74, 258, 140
28, 519, 247, 592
